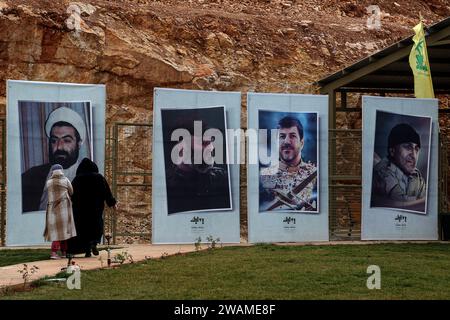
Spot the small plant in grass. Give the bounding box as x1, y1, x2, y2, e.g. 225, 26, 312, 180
112, 251, 134, 265
194, 237, 202, 251
17, 264, 39, 288
206, 235, 221, 250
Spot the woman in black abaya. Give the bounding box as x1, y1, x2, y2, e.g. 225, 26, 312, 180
67, 158, 117, 257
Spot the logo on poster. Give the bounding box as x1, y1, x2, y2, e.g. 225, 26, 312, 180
283, 217, 296, 224
191, 216, 205, 233
394, 214, 408, 229
283, 216, 296, 230
191, 216, 205, 225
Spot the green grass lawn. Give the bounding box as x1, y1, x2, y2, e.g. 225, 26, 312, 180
0, 249, 51, 267
2, 243, 450, 299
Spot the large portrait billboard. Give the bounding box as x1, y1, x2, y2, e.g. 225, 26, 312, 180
370, 110, 431, 214
259, 111, 319, 213
19, 101, 93, 213
362, 96, 438, 241
152, 88, 241, 244
247, 93, 329, 243
161, 106, 232, 214
6, 80, 106, 246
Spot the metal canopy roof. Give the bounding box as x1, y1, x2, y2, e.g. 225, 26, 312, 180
317, 17, 450, 94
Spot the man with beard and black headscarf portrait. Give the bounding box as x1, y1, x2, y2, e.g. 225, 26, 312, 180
161, 107, 232, 215
21, 107, 89, 213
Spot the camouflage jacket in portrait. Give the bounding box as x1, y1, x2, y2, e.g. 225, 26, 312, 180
260, 160, 317, 210
372, 157, 426, 201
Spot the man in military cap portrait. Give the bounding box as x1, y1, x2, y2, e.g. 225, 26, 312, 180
260, 115, 318, 212
21, 106, 89, 212
371, 123, 427, 212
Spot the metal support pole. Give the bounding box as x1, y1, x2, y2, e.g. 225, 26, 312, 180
328, 90, 336, 239
112, 124, 119, 245
341, 91, 347, 109
0, 119, 6, 246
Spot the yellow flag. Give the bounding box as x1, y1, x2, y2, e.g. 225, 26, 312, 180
409, 21, 434, 98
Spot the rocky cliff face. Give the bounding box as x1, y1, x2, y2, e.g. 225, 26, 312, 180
1, 0, 448, 118
1, 0, 449, 242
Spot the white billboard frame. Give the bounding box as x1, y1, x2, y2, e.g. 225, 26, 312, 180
361, 96, 439, 240
247, 93, 329, 243
152, 88, 241, 244
6, 80, 106, 246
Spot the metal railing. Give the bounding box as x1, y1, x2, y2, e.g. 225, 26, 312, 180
329, 129, 362, 240
105, 123, 152, 244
